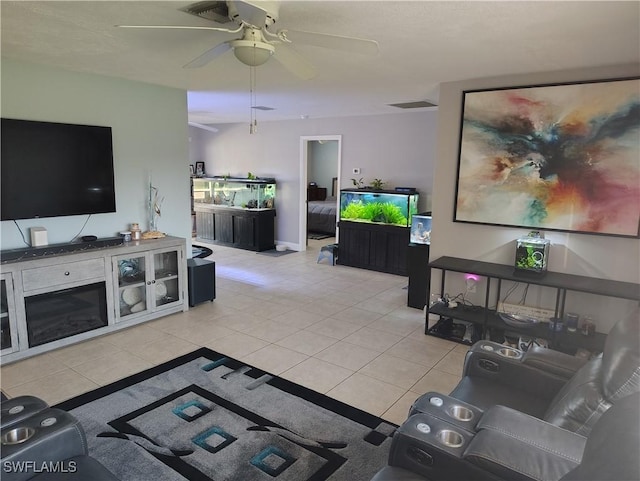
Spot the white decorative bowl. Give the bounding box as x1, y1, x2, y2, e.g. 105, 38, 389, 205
275, 245, 288, 252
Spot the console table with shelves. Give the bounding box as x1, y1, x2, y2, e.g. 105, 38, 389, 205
427, 256, 640, 353
0, 236, 188, 363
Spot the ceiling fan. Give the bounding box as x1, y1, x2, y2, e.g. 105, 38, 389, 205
116, 0, 379, 80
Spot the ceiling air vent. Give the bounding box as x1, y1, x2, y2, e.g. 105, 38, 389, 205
388, 101, 437, 109
179, 1, 232, 24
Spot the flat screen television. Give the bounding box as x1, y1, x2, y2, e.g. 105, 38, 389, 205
1, 118, 116, 221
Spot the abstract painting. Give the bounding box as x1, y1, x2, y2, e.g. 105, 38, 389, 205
454, 78, 640, 237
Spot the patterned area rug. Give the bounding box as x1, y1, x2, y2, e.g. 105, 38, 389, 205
192, 245, 213, 259
55, 348, 396, 481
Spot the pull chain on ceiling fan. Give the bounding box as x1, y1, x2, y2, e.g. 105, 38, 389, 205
249, 56, 258, 134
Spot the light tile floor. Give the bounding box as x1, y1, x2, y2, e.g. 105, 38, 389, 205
0, 238, 467, 425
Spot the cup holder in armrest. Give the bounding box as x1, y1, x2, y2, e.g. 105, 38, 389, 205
0, 408, 87, 464
498, 347, 522, 359
410, 392, 482, 432
2, 427, 36, 445
437, 429, 464, 448
447, 405, 474, 422
391, 414, 485, 481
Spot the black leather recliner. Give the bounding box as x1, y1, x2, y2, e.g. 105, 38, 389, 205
447, 308, 640, 435
0, 396, 118, 481
370, 391, 640, 481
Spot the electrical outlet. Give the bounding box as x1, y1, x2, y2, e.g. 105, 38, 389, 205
465, 278, 477, 293
464, 274, 479, 293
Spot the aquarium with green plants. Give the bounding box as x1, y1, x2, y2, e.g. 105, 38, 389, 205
514, 231, 550, 275
339, 189, 419, 227
193, 177, 276, 210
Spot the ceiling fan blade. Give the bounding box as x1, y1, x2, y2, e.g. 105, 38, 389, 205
184, 42, 232, 69
115, 24, 243, 34
279, 29, 379, 56
271, 44, 317, 80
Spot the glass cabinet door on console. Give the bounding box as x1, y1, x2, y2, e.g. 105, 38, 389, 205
151, 249, 182, 311
1, 274, 19, 355
112, 247, 183, 322
113, 253, 149, 321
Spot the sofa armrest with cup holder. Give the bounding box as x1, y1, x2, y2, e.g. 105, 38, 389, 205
1, 396, 49, 431
371, 392, 640, 481
449, 341, 568, 419
450, 309, 640, 435
0, 396, 118, 481
387, 391, 585, 481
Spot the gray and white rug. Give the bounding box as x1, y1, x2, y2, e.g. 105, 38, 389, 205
55, 348, 396, 481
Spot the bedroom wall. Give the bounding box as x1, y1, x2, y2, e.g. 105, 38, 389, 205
193, 110, 438, 249
309, 140, 339, 196
1, 59, 191, 251
430, 63, 640, 333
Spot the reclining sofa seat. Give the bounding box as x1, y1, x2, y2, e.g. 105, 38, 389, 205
0, 396, 118, 481
370, 391, 640, 481
449, 308, 640, 435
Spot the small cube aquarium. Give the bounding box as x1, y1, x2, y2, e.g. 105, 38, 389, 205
410, 212, 432, 244
193, 177, 276, 210
515, 231, 550, 275
339, 189, 419, 227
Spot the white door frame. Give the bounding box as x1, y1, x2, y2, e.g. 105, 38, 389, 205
299, 135, 342, 251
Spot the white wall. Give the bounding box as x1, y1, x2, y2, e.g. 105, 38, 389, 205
188, 126, 208, 166
195, 111, 438, 248
431, 64, 640, 332
1, 60, 191, 251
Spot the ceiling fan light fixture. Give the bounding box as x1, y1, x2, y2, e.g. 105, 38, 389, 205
231, 40, 274, 66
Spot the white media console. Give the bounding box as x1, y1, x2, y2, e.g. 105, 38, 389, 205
0, 236, 188, 364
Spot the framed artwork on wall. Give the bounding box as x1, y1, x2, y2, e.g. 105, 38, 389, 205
189, 164, 194, 176
454, 77, 640, 238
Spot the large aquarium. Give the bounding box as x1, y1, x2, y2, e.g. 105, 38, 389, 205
193, 177, 276, 210
339, 189, 419, 227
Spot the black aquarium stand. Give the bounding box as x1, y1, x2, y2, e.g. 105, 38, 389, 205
427, 256, 640, 353
337, 221, 410, 276
194, 206, 275, 252
407, 243, 430, 309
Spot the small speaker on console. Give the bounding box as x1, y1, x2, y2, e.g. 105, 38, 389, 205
30, 227, 48, 247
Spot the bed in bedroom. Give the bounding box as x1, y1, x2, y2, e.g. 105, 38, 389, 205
307, 198, 337, 235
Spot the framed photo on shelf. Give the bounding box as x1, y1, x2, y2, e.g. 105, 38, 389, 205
454, 77, 640, 238
189, 164, 195, 177
195, 161, 205, 177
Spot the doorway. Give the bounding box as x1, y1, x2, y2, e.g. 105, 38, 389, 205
299, 135, 342, 251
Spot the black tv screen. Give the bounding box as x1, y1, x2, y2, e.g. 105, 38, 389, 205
1, 118, 116, 221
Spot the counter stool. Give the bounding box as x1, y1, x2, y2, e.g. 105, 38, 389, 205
317, 243, 338, 265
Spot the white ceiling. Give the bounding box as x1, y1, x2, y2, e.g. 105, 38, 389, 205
2, 1, 639, 125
